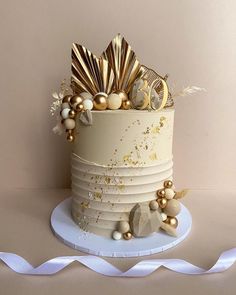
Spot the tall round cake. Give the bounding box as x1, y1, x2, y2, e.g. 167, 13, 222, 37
52, 34, 190, 242
71, 109, 174, 237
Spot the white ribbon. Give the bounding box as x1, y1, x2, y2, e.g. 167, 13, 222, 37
0, 248, 236, 277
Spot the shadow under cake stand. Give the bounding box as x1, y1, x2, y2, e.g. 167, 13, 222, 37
51, 197, 192, 258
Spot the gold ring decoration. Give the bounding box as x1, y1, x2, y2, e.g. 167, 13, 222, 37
147, 78, 169, 111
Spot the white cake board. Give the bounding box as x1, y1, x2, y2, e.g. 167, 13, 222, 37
51, 198, 192, 257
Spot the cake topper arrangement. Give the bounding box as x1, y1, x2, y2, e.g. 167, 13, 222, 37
50, 34, 205, 142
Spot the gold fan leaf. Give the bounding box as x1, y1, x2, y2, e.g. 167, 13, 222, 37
102, 34, 142, 93
71, 43, 114, 95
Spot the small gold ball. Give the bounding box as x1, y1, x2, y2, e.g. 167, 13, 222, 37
62, 95, 72, 103
123, 232, 132, 240
157, 189, 166, 198
69, 109, 76, 119
115, 90, 128, 101
67, 134, 74, 142
76, 103, 84, 112
157, 197, 168, 209
165, 217, 178, 228
93, 93, 108, 110
122, 100, 132, 110
164, 180, 173, 189
70, 95, 83, 109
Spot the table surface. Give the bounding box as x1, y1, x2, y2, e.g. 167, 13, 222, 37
0, 189, 236, 295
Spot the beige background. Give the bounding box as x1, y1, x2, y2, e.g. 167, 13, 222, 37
0, 0, 236, 294
0, 0, 236, 190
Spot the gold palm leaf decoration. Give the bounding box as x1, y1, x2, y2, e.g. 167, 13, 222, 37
71, 43, 114, 95
102, 34, 142, 93
140, 65, 173, 109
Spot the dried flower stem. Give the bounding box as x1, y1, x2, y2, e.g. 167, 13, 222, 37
172, 86, 206, 99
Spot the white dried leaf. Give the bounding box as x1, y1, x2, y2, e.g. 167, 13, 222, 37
172, 86, 206, 99
52, 117, 64, 135
52, 92, 59, 99
79, 110, 93, 126
175, 189, 189, 200
59, 91, 64, 99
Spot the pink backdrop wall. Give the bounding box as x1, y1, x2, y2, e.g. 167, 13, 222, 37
0, 0, 235, 190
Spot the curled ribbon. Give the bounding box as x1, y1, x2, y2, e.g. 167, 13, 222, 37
0, 248, 236, 277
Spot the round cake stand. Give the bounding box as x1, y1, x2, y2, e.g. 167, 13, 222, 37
51, 197, 192, 258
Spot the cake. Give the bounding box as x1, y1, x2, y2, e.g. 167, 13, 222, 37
51, 34, 190, 241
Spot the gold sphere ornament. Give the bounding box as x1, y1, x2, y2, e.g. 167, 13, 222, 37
157, 189, 166, 198
93, 92, 108, 110
165, 217, 178, 228
157, 197, 168, 209
76, 103, 84, 112
164, 180, 173, 189
122, 100, 132, 110
123, 232, 132, 240
67, 133, 74, 142
69, 109, 76, 119
70, 95, 83, 110
62, 95, 72, 103
115, 90, 128, 101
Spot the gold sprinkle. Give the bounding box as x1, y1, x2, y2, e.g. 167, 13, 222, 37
160, 116, 166, 121
151, 126, 160, 134
80, 201, 90, 211
149, 152, 158, 160
118, 184, 125, 191
105, 176, 111, 184
94, 192, 102, 200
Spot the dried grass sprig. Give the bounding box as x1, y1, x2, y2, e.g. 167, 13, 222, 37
50, 79, 72, 116
172, 86, 206, 99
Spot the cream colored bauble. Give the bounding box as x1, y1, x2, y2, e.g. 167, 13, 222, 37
64, 118, 76, 130
118, 221, 130, 234
107, 93, 122, 110
165, 188, 175, 200
163, 199, 181, 216
61, 108, 70, 119
112, 230, 122, 240
83, 99, 93, 110
149, 200, 159, 210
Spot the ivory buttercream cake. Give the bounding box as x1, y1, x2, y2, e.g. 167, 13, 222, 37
71, 109, 174, 237
51, 34, 191, 241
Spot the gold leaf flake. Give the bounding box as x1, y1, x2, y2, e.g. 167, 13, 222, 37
94, 192, 102, 200
149, 152, 158, 161
175, 189, 189, 200
151, 126, 160, 134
